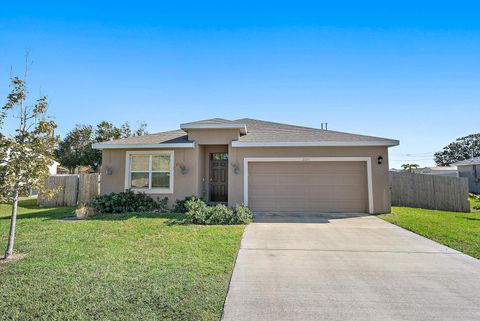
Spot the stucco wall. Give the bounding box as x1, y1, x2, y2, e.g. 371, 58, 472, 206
100, 148, 200, 206
100, 145, 392, 213
227, 146, 391, 214
187, 129, 240, 145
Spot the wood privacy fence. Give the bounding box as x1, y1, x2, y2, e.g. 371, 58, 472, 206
390, 172, 470, 212
38, 174, 100, 207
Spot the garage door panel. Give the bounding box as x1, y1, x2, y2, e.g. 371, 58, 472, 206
248, 161, 368, 213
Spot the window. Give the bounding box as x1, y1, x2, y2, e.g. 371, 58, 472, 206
210, 152, 228, 160
125, 151, 174, 193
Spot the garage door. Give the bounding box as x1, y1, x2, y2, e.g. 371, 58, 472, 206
248, 161, 369, 213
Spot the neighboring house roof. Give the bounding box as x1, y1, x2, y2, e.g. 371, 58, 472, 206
92, 118, 399, 149
429, 166, 458, 171
453, 157, 480, 166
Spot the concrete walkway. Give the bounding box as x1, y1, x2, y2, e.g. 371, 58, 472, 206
222, 213, 480, 321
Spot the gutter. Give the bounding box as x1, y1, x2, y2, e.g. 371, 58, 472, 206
231, 140, 400, 148
92, 142, 196, 150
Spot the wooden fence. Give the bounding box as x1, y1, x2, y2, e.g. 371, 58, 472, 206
38, 174, 100, 207
390, 172, 470, 212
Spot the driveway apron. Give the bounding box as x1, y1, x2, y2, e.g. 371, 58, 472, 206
222, 213, 480, 321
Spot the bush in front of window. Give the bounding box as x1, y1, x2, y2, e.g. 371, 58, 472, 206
183, 197, 253, 225
90, 190, 169, 214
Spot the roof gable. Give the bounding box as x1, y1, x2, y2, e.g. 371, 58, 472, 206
180, 118, 247, 134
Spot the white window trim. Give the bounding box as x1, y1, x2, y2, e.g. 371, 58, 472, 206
243, 157, 374, 214
125, 151, 174, 194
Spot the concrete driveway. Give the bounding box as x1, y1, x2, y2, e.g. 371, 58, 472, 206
222, 213, 480, 321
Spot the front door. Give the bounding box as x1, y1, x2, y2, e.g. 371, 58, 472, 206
209, 153, 228, 202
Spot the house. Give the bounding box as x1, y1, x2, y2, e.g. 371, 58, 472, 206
412, 166, 459, 177
48, 161, 69, 175
453, 157, 480, 193
92, 118, 399, 214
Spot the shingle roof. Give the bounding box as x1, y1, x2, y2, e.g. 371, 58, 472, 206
93, 118, 399, 148
93, 129, 190, 146
234, 118, 398, 144
453, 157, 480, 166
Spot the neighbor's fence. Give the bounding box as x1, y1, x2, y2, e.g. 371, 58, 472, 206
37, 173, 100, 207
390, 172, 470, 212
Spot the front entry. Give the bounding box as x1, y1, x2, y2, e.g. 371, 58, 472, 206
209, 153, 228, 202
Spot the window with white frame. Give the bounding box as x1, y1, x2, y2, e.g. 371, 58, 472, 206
126, 151, 174, 193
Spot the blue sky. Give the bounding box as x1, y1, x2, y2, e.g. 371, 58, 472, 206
1, 1, 479, 168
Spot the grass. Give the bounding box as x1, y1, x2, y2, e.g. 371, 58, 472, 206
0, 198, 244, 321
380, 196, 480, 259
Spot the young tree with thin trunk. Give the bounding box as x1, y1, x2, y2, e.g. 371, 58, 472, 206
401, 163, 420, 173
0, 68, 58, 259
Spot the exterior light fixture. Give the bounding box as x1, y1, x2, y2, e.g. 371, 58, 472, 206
231, 162, 241, 174
377, 156, 384, 165
105, 167, 113, 175
177, 163, 189, 175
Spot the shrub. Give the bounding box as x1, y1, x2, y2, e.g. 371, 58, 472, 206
206, 204, 234, 225
174, 196, 202, 213
90, 190, 168, 214
470, 193, 480, 202
232, 204, 253, 224
183, 197, 253, 225
157, 196, 169, 213
184, 197, 209, 223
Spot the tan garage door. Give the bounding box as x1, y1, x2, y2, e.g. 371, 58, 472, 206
248, 161, 369, 213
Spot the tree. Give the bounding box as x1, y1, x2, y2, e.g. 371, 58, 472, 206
95, 121, 122, 142
54, 125, 96, 173
434, 134, 480, 166
0, 72, 58, 259
119, 121, 148, 138
55, 121, 148, 172
401, 163, 419, 172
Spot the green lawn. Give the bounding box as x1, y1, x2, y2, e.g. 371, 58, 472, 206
0, 198, 244, 321
380, 197, 480, 259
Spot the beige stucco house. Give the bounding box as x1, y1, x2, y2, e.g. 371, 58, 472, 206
92, 118, 399, 214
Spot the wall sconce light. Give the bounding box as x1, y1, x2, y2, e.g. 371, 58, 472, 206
231, 162, 241, 174
177, 163, 189, 175
377, 156, 384, 165
105, 167, 113, 176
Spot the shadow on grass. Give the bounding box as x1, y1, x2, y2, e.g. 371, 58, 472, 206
457, 216, 480, 221
87, 212, 188, 224
0, 200, 74, 221
1, 199, 187, 224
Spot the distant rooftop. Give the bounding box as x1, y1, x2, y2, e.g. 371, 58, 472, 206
453, 157, 480, 166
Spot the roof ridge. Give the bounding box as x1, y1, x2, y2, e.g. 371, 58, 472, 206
235, 118, 319, 131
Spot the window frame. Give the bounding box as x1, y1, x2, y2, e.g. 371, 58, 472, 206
124, 150, 174, 194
